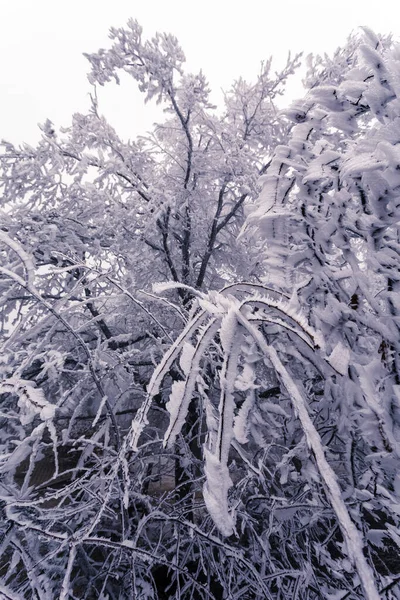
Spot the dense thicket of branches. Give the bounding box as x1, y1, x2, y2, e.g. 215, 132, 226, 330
1, 21, 400, 600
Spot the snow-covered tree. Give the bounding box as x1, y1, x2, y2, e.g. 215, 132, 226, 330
130, 28, 400, 599
1, 20, 400, 600
0, 18, 301, 599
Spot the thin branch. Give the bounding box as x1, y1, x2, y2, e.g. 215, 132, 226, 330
157, 208, 180, 286
196, 180, 228, 289
61, 150, 151, 202
167, 90, 193, 283
216, 192, 248, 234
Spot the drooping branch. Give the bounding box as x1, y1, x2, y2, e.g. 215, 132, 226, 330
235, 310, 380, 600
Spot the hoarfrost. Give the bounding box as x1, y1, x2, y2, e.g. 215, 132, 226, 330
203, 448, 235, 537
233, 390, 255, 444
179, 342, 196, 376
327, 342, 350, 375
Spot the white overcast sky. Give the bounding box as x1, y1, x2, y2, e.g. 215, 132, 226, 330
1, 0, 400, 145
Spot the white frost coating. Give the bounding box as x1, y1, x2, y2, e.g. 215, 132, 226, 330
359, 44, 387, 75
130, 310, 207, 451
203, 448, 235, 537
0, 378, 56, 425
92, 395, 109, 427
198, 296, 226, 316
129, 419, 147, 452
40, 404, 56, 421
327, 342, 350, 375
235, 311, 381, 600
393, 385, 400, 405
376, 140, 400, 166
164, 319, 220, 448
0, 441, 32, 474
260, 401, 289, 418
234, 361, 257, 443
302, 150, 341, 183
179, 342, 196, 376
254, 212, 292, 232
216, 325, 241, 463
0, 422, 46, 474
201, 320, 241, 535
310, 85, 338, 102
152, 281, 202, 298
59, 545, 77, 600
234, 362, 258, 392
219, 308, 238, 353
340, 79, 368, 97
0, 584, 22, 600
243, 295, 323, 350
0, 230, 36, 287
341, 153, 384, 178
164, 380, 186, 432
233, 390, 255, 444
356, 363, 399, 456
255, 175, 278, 213
204, 394, 218, 433
359, 27, 381, 48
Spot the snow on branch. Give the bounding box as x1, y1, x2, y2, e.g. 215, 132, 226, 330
235, 312, 380, 600
0, 230, 36, 287
163, 319, 219, 448
0, 378, 56, 425
129, 308, 208, 451
133, 284, 381, 597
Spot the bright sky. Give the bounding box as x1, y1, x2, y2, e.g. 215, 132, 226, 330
1, 0, 400, 145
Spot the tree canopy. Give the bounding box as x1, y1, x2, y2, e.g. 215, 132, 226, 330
0, 21, 400, 600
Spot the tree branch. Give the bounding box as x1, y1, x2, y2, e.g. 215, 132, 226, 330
196, 180, 228, 288
61, 150, 151, 202
157, 208, 180, 285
